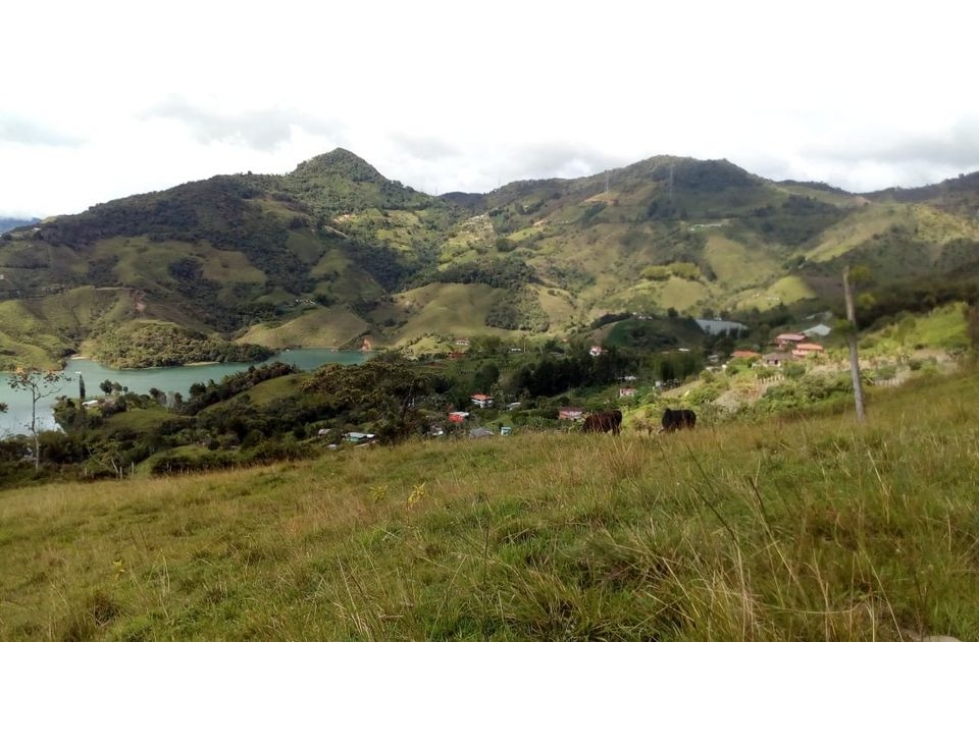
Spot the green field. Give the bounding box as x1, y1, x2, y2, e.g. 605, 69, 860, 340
390, 283, 513, 344
238, 307, 370, 350
2, 369, 978, 640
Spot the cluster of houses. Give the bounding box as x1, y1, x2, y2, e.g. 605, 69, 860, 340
330, 321, 834, 443
724, 325, 830, 367
764, 325, 830, 365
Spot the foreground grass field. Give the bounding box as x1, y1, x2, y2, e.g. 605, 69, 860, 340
2, 370, 978, 640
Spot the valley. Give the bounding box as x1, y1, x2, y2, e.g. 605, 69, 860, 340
1, 150, 978, 641
2, 150, 977, 370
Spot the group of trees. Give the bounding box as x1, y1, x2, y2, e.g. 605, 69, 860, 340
428, 254, 539, 290
91, 322, 275, 369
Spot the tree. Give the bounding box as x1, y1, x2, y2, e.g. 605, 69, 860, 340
842, 265, 869, 422
7, 369, 71, 470
472, 362, 500, 393
965, 303, 979, 359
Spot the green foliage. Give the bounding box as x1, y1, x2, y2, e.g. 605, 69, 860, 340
651, 159, 760, 193
430, 255, 538, 290
302, 354, 437, 441
92, 322, 274, 368
6, 146, 979, 374
589, 312, 632, 329
180, 363, 298, 416
640, 265, 671, 281
484, 288, 549, 332
743, 195, 846, 246
494, 237, 517, 253
509, 347, 637, 398
965, 304, 979, 354
7, 369, 72, 470
604, 316, 705, 353
667, 262, 702, 280
782, 362, 807, 379
578, 202, 606, 226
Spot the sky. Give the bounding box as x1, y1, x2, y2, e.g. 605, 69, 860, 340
2, 0, 978, 218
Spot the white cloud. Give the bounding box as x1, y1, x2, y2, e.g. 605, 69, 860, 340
2, 0, 977, 215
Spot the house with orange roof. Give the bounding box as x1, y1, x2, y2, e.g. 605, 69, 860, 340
471, 393, 494, 408
792, 343, 825, 358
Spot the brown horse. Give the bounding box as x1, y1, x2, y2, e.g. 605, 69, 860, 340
582, 410, 623, 435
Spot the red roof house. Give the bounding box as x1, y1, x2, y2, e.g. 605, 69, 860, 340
471, 393, 494, 408
792, 343, 825, 358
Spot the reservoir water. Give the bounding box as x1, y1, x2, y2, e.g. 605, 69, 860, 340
0, 349, 367, 437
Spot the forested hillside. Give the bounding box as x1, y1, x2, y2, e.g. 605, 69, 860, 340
2, 148, 978, 368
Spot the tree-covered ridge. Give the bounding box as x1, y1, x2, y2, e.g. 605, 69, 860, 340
3, 147, 979, 369
92, 320, 274, 368
0, 217, 40, 234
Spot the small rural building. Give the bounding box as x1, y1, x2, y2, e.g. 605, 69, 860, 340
558, 407, 584, 421
774, 333, 807, 349
448, 411, 470, 423
343, 432, 376, 445
732, 350, 761, 360
471, 393, 494, 408
589, 345, 605, 357
619, 387, 637, 398
792, 343, 825, 358
763, 352, 795, 367
454, 338, 470, 347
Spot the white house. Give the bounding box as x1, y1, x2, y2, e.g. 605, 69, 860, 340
471, 393, 494, 408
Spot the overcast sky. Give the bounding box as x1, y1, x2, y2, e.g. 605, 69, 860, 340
3, 0, 977, 217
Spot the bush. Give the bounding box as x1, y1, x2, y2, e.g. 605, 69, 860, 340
783, 362, 806, 379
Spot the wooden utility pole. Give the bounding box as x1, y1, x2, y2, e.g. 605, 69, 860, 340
843, 265, 866, 422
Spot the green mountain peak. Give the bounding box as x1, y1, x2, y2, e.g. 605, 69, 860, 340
290, 148, 387, 184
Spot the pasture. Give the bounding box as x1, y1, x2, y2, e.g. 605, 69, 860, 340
1, 369, 979, 640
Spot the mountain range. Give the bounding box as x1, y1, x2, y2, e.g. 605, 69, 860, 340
0, 217, 40, 234
2, 148, 978, 368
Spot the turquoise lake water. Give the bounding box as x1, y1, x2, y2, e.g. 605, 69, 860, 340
0, 349, 367, 436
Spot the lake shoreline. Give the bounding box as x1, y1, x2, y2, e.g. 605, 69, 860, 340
2, 349, 368, 435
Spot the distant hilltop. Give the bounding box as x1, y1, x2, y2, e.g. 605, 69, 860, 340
0, 217, 40, 234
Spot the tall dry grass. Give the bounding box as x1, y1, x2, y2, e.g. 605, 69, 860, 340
2, 370, 978, 640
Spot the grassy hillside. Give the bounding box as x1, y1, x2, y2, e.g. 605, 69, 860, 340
2, 368, 978, 641
237, 306, 371, 350
3, 149, 979, 368
383, 283, 516, 346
